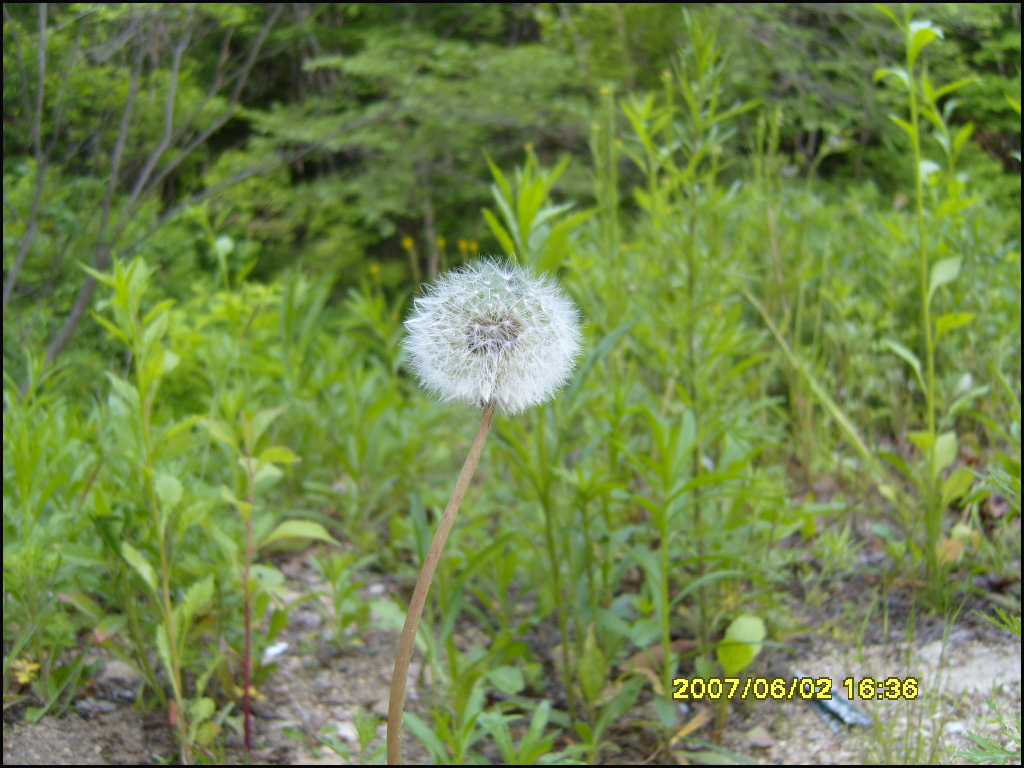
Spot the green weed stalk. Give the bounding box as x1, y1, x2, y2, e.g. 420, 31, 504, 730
875, 3, 980, 592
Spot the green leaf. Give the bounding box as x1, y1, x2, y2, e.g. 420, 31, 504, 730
403, 712, 448, 763
220, 485, 253, 518
887, 115, 915, 141
155, 624, 180, 700
154, 473, 183, 512
934, 431, 958, 477
479, 712, 516, 763
537, 208, 596, 274
717, 614, 766, 676
142, 299, 176, 326
929, 257, 962, 303
578, 625, 607, 703
483, 208, 516, 254
201, 418, 238, 451
881, 338, 925, 392
908, 20, 943, 66
908, 429, 934, 454
941, 467, 974, 508
259, 445, 301, 465
250, 459, 284, 490
176, 576, 214, 637
261, 520, 339, 549
140, 310, 169, 358
876, 68, 910, 89
121, 542, 158, 595
594, 677, 643, 736
934, 77, 976, 102
872, 3, 900, 26
105, 372, 140, 409
94, 614, 129, 641
90, 312, 130, 345
934, 312, 974, 339
487, 665, 525, 696
247, 406, 288, 451
484, 153, 513, 206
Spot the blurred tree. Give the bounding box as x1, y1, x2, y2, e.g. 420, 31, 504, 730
235, 3, 588, 282
2, 3, 382, 373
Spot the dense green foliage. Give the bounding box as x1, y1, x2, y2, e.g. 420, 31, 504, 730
3, 3, 1020, 764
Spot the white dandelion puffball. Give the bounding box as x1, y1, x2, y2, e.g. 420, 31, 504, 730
403, 259, 583, 414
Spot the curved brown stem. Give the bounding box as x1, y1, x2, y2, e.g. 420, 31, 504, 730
386, 402, 496, 765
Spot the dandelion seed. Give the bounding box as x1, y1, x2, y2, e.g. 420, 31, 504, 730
388, 257, 583, 765
403, 258, 583, 414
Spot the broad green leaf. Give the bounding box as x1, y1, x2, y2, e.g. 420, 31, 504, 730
163, 349, 180, 374
908, 20, 942, 66
247, 405, 288, 451
929, 256, 962, 302
936, 195, 980, 219
154, 473, 183, 512
251, 459, 284, 490
934, 312, 974, 339
578, 625, 607, 703
261, 519, 339, 549
176, 576, 214, 636
259, 445, 301, 465
941, 467, 974, 508
934, 431, 958, 477
487, 665, 525, 696
121, 542, 158, 595
717, 614, 766, 676
908, 429, 934, 453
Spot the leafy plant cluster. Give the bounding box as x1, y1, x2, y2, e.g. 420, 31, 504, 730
3, 2, 1021, 765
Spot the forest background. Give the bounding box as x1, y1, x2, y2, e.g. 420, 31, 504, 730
3, 2, 1021, 765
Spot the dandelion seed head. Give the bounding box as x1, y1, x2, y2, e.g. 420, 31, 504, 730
403, 258, 583, 414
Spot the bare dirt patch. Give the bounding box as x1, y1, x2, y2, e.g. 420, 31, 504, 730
4, 548, 1020, 765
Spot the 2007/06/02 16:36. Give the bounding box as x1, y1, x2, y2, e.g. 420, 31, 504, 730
671, 676, 921, 701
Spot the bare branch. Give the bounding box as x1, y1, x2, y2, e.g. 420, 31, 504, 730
42, 17, 144, 366
3, 4, 49, 316
143, 4, 284, 198
122, 19, 193, 215
95, 20, 145, 260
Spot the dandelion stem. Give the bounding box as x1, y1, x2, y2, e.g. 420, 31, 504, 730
387, 402, 496, 765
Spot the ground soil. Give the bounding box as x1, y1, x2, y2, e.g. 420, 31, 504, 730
4, 544, 1020, 765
